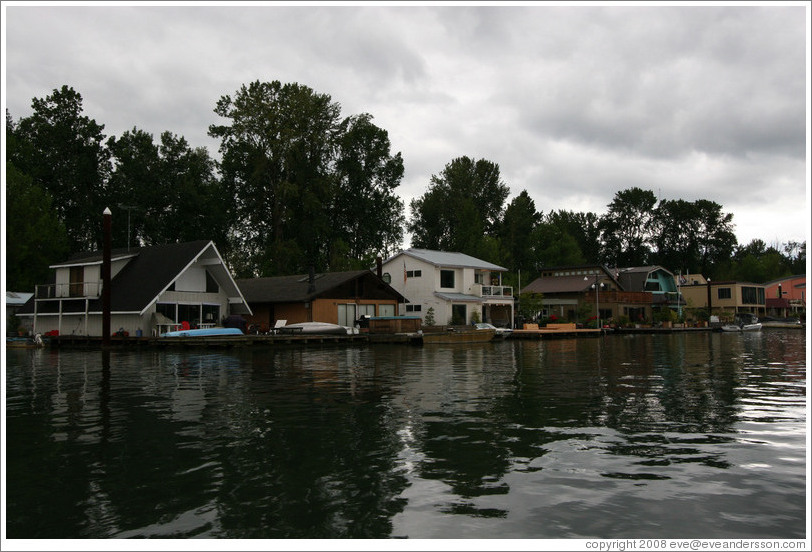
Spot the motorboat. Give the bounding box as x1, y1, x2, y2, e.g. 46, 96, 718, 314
474, 322, 513, 338
720, 313, 762, 332
421, 327, 496, 344
277, 322, 359, 335
161, 327, 244, 338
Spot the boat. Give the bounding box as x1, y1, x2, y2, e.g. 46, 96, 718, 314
474, 322, 513, 339
720, 313, 762, 332
161, 327, 245, 338
277, 322, 359, 335
6, 334, 46, 348
759, 317, 804, 329
421, 327, 496, 344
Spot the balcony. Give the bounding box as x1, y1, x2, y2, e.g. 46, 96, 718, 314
472, 284, 513, 298
36, 282, 102, 299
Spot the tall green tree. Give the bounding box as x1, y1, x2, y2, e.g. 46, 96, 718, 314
692, 199, 738, 277
5, 162, 70, 291
651, 198, 737, 277
408, 156, 509, 261
332, 113, 405, 267
545, 209, 601, 264
106, 129, 230, 249
498, 190, 541, 274
530, 222, 586, 268
209, 80, 342, 275
9, 86, 111, 252
209, 80, 404, 276
598, 187, 658, 267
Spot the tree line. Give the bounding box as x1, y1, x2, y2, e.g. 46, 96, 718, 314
5, 82, 806, 293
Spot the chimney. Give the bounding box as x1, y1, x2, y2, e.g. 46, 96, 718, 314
307, 265, 316, 294
376, 256, 383, 278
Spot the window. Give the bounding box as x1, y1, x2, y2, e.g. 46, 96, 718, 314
741, 287, 764, 305
406, 270, 422, 278
717, 288, 732, 300
156, 303, 177, 322
202, 304, 220, 325
358, 304, 376, 317
475, 272, 485, 285
406, 304, 422, 312
644, 281, 661, 292
178, 304, 200, 327
69, 266, 84, 297
337, 304, 357, 327
440, 270, 455, 288
379, 304, 395, 317
206, 271, 219, 293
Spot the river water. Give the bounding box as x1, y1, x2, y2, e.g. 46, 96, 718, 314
4, 331, 807, 540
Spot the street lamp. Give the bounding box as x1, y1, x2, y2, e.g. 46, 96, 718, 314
585, 274, 604, 331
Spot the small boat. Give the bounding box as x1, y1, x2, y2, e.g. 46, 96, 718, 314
421, 327, 496, 344
474, 322, 513, 339
161, 327, 244, 338
720, 313, 762, 332
6, 334, 46, 348
278, 322, 359, 335
759, 317, 804, 329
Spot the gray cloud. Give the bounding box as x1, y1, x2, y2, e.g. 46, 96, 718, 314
3, 3, 808, 247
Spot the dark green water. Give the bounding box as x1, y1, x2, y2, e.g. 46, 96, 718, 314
4, 331, 806, 539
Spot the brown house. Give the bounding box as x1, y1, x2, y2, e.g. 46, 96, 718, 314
522, 264, 654, 324
236, 270, 406, 331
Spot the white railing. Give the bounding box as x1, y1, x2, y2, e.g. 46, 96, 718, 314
472, 284, 513, 298
35, 282, 102, 299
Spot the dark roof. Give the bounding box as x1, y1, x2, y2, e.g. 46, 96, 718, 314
522, 265, 622, 294
522, 274, 594, 294
236, 270, 406, 304
106, 241, 214, 311
18, 240, 221, 314
615, 266, 673, 293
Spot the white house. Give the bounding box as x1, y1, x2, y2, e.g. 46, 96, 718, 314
380, 248, 514, 327
16, 240, 251, 337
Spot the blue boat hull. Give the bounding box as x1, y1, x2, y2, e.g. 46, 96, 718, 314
161, 328, 244, 338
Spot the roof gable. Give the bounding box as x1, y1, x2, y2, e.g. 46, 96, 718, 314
19, 240, 249, 315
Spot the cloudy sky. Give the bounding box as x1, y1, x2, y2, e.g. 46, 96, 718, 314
3, 1, 809, 250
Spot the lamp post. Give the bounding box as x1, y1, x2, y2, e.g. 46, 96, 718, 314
585, 273, 603, 331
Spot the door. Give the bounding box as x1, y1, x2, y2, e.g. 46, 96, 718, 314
337, 303, 357, 327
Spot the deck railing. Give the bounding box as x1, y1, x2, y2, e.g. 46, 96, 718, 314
35, 282, 102, 299
475, 284, 513, 298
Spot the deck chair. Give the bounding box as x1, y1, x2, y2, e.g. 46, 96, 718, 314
271, 319, 287, 334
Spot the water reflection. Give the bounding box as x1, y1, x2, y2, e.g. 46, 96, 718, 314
5, 331, 806, 539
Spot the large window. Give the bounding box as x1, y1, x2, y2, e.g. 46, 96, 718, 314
202, 304, 220, 325
156, 303, 177, 321
717, 288, 732, 300
741, 287, 764, 305
178, 304, 200, 326
440, 270, 455, 289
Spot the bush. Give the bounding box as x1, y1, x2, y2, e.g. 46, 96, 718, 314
424, 307, 436, 326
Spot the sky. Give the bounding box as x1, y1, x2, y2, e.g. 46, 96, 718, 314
2, 1, 810, 251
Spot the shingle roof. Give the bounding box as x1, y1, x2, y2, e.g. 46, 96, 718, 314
389, 248, 507, 271
236, 270, 406, 304
522, 275, 594, 294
